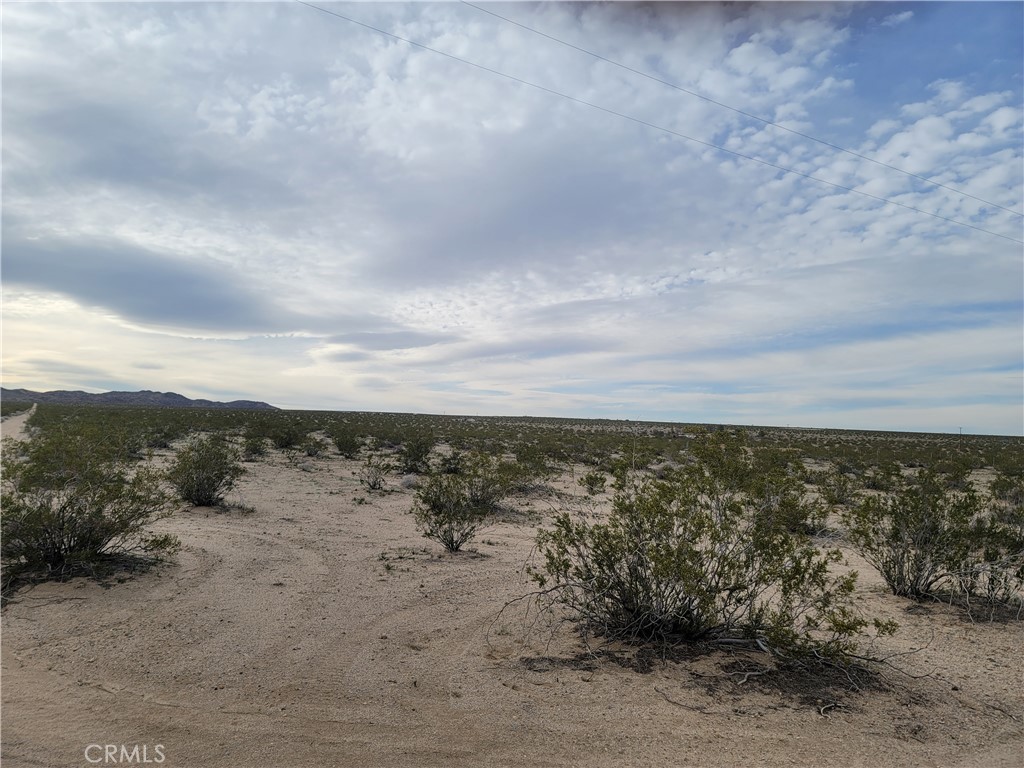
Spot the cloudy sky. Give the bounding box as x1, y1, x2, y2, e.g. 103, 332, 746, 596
2, 2, 1022, 434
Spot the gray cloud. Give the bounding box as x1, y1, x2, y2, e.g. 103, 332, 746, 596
3, 233, 294, 333
21, 358, 111, 377
1, 230, 401, 338
328, 330, 460, 351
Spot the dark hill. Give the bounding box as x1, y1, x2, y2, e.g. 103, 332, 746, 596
0, 388, 278, 410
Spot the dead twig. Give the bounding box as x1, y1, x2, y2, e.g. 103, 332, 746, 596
654, 686, 714, 714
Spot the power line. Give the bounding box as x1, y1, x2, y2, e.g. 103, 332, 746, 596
296, 1, 1024, 246
463, 0, 1023, 219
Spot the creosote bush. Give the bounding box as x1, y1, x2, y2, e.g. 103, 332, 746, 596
412, 473, 490, 553
358, 455, 390, 491
578, 470, 607, 496
241, 434, 267, 462
1, 431, 178, 589
331, 429, 362, 459
400, 435, 435, 474
843, 472, 1024, 613
167, 434, 244, 507
531, 433, 894, 662
301, 435, 329, 458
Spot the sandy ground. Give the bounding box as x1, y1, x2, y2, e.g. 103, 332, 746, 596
2, 414, 1022, 768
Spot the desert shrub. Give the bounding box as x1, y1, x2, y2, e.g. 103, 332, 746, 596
1, 401, 32, 417
531, 433, 890, 661
167, 434, 244, 507
819, 469, 856, 506
301, 435, 329, 458
358, 455, 390, 491
144, 425, 180, 451
241, 434, 267, 461
578, 470, 607, 496
1, 432, 177, 587
270, 423, 306, 450
439, 449, 465, 475
400, 434, 435, 474
991, 471, 1024, 507
463, 452, 519, 511
861, 462, 901, 492
515, 444, 556, 477
843, 472, 1024, 612
331, 429, 362, 459
950, 515, 1024, 614
412, 473, 489, 552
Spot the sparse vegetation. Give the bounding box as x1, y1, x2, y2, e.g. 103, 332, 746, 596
241, 433, 267, 461
843, 471, 1024, 614
358, 455, 390, 491
167, 434, 245, 507
531, 432, 895, 662
330, 428, 362, 459
1, 401, 32, 417
301, 435, 329, 458
578, 470, 607, 495
400, 434, 435, 474
412, 473, 490, 553
1, 429, 177, 591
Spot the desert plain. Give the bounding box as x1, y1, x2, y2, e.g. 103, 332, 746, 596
1, 407, 1022, 768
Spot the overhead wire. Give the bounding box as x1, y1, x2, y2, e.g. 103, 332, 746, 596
463, 0, 1023, 219
295, 1, 1024, 246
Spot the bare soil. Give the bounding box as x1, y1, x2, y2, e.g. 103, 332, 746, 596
2, 414, 1022, 768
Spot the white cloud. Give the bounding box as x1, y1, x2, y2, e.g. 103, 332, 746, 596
880, 11, 914, 28
2, 2, 1021, 434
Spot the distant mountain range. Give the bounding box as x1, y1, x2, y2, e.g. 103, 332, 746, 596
0, 388, 278, 411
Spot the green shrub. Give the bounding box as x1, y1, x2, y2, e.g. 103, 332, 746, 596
843, 471, 1023, 612
301, 435, 328, 457
358, 455, 389, 491
1, 433, 177, 587
331, 429, 362, 459
0, 401, 32, 417
463, 452, 518, 511
578, 470, 607, 496
439, 449, 465, 475
241, 434, 267, 461
167, 434, 244, 507
270, 423, 306, 450
412, 473, 489, 552
400, 435, 435, 474
819, 469, 856, 506
531, 433, 889, 661
991, 471, 1024, 507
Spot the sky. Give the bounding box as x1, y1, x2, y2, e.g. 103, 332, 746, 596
2, 1, 1022, 434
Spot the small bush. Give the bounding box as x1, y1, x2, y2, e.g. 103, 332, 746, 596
167, 434, 244, 507
1, 432, 177, 588
301, 435, 329, 458
439, 449, 465, 475
270, 424, 306, 450
531, 433, 890, 661
359, 455, 389, 491
412, 473, 489, 552
463, 452, 518, 511
991, 471, 1024, 507
400, 435, 435, 474
819, 469, 856, 506
241, 434, 267, 461
331, 429, 362, 459
578, 470, 607, 496
843, 471, 1024, 612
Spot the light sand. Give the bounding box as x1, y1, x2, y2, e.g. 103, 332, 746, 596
2, 424, 1022, 767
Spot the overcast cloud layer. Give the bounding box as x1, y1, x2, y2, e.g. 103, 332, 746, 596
2, 2, 1022, 434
